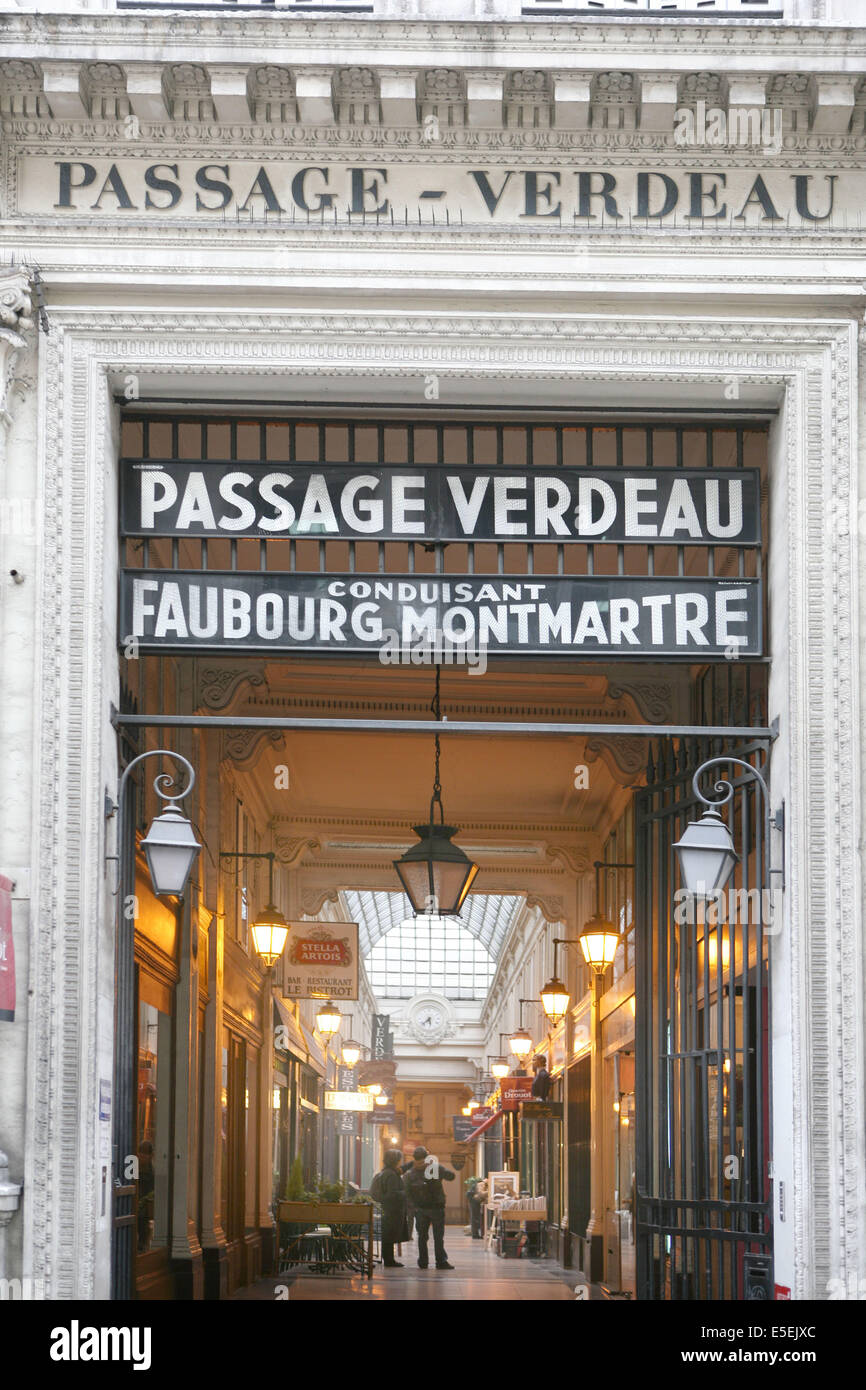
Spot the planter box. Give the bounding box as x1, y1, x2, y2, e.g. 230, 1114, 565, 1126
276, 1201, 375, 1279
277, 1201, 372, 1224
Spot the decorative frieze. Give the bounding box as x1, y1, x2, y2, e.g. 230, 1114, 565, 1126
0, 53, 863, 141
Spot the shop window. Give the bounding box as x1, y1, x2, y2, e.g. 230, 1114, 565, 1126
136, 999, 172, 1258
245, 1051, 259, 1229
220, 1034, 229, 1236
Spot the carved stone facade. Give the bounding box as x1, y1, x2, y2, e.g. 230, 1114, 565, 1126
0, 3, 862, 1306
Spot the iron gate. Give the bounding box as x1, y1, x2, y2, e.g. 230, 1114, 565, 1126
635, 735, 773, 1300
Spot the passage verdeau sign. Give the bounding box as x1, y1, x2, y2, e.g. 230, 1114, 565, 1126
283, 921, 359, 1001
121, 463, 760, 545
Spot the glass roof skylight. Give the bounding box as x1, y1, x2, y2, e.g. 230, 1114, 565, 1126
343, 889, 523, 960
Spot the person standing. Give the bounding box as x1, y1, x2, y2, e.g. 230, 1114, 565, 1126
371, 1148, 410, 1268
466, 1176, 484, 1239
404, 1145, 455, 1270
531, 1054, 552, 1101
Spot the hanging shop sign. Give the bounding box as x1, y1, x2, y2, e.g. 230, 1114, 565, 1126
123, 570, 761, 659
338, 1111, 358, 1137
499, 1076, 535, 1111
324, 1091, 375, 1112
470, 1107, 494, 1126
520, 1102, 564, 1122
367, 1104, 397, 1125
282, 921, 359, 1001
0, 874, 15, 1022
452, 1116, 479, 1143
121, 463, 760, 547
371, 1014, 393, 1059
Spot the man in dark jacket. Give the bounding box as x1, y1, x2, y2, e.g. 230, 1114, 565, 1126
531, 1055, 552, 1102
371, 1149, 409, 1268
403, 1145, 455, 1270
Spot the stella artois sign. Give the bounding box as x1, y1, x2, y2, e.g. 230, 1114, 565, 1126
282, 921, 359, 1001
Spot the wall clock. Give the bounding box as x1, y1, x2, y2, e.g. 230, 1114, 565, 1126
406, 997, 453, 1047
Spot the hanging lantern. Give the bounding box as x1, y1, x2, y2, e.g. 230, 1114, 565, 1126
250, 902, 290, 969
673, 808, 739, 897
315, 1000, 342, 1036
509, 1028, 533, 1059
341, 1039, 362, 1069
140, 805, 201, 898
577, 912, 620, 974
540, 976, 570, 1026
393, 668, 479, 916
393, 822, 479, 917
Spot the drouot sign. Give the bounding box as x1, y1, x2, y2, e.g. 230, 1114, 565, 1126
23, 157, 844, 225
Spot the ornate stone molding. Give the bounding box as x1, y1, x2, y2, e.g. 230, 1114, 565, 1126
219, 727, 283, 771
21, 302, 864, 1305
2, 13, 864, 64
605, 677, 675, 726
0, 269, 33, 447
274, 835, 322, 870
585, 736, 650, 784
524, 892, 567, 924
300, 886, 340, 917
545, 846, 595, 878
8, 115, 866, 159
194, 661, 267, 711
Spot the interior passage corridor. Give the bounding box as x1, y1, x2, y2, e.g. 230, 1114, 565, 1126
232, 1229, 586, 1302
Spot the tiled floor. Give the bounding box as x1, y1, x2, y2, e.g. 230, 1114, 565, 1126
231, 1228, 589, 1301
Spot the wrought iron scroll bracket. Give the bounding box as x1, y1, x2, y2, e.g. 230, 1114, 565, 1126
692, 755, 785, 894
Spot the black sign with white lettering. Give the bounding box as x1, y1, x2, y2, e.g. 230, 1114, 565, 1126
372, 1015, 392, 1060
120, 463, 760, 546
121, 570, 761, 658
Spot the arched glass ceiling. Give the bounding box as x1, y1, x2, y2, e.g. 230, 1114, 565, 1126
365, 916, 496, 1002
343, 889, 523, 960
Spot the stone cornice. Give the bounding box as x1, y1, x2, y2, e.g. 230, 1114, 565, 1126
2, 16, 866, 68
